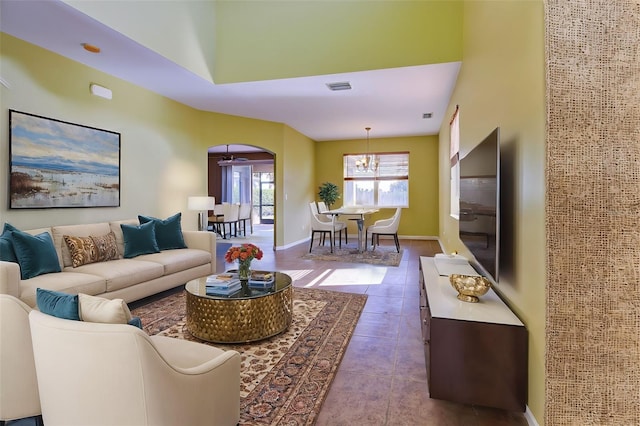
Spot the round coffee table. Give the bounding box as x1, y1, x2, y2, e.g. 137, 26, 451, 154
185, 271, 293, 343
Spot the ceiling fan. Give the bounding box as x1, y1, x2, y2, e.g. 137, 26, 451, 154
214, 145, 248, 164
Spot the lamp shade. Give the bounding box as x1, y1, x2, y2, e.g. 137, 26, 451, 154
188, 196, 215, 211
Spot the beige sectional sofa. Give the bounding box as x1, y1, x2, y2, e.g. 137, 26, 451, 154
0, 219, 216, 308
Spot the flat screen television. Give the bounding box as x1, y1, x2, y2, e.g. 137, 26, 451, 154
458, 127, 500, 282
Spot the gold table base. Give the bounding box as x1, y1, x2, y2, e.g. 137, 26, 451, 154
185, 280, 293, 343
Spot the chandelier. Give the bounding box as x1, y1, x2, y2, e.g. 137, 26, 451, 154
355, 127, 379, 172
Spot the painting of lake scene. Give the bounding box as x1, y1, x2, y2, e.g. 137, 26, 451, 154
9, 110, 120, 208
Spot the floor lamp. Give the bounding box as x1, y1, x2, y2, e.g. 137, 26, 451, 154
188, 196, 215, 231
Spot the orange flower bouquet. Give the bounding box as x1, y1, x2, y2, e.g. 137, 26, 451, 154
225, 243, 263, 280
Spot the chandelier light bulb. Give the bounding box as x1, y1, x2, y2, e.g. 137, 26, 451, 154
357, 127, 377, 173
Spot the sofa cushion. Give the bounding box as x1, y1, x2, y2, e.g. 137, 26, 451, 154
138, 213, 187, 251
66, 259, 164, 293
11, 231, 61, 279
20, 272, 107, 309
36, 288, 80, 320
0, 223, 18, 263
78, 293, 132, 324
121, 221, 160, 258
137, 248, 212, 275
52, 222, 112, 268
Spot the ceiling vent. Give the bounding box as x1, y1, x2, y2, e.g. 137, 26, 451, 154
423, 112, 433, 119
326, 81, 352, 91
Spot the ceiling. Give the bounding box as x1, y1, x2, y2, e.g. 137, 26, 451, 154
0, 0, 460, 149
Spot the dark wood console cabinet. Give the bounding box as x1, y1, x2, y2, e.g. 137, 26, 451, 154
419, 257, 528, 412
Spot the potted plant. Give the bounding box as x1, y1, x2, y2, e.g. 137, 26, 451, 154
318, 182, 340, 210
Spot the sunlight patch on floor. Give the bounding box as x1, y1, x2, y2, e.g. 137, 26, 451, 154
316, 267, 387, 286
304, 269, 333, 287
278, 269, 315, 281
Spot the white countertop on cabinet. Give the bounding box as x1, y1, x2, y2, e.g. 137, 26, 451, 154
420, 256, 523, 326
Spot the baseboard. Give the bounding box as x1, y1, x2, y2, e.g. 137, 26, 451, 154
375, 234, 439, 241
275, 237, 310, 251
524, 406, 540, 426
275, 235, 439, 251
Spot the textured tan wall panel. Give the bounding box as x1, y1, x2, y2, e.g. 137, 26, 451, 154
546, 1, 640, 424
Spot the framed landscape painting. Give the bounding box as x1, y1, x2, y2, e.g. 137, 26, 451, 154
9, 110, 121, 208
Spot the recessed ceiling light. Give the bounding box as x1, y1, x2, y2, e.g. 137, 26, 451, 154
82, 43, 101, 54
326, 82, 352, 91
423, 112, 433, 119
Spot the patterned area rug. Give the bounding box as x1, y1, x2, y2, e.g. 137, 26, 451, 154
302, 245, 403, 266
130, 287, 367, 425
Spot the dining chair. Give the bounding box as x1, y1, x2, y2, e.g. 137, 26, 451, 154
207, 204, 226, 236
311, 202, 347, 244
237, 203, 253, 236
308, 202, 346, 252
366, 207, 402, 252
218, 203, 240, 239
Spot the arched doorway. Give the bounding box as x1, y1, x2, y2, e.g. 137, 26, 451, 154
207, 144, 275, 248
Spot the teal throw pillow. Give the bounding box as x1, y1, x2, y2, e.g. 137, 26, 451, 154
11, 230, 61, 279
128, 316, 143, 329
138, 212, 186, 250
36, 288, 80, 321
0, 223, 19, 263
120, 221, 160, 258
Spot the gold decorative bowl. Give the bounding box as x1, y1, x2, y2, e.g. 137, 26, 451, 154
449, 274, 492, 303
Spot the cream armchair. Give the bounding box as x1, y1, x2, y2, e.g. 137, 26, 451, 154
29, 310, 241, 426
0, 295, 42, 425
367, 207, 402, 252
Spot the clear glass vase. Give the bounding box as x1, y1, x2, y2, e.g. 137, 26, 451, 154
238, 259, 252, 281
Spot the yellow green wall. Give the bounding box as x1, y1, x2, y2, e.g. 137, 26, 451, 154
0, 33, 316, 248
64, 0, 217, 84
64, 1, 462, 85
0, 33, 206, 229
439, 1, 545, 422
315, 135, 439, 238
282, 126, 317, 247
213, 0, 462, 83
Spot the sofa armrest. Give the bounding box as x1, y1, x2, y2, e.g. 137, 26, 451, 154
182, 231, 216, 256
0, 261, 22, 298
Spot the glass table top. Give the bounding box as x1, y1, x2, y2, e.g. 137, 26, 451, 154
185, 270, 292, 300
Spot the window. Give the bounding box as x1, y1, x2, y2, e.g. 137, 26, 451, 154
450, 105, 460, 218
343, 152, 409, 207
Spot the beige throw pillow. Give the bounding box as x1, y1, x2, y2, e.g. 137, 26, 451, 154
78, 293, 133, 324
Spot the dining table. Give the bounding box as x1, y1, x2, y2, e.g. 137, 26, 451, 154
324, 207, 379, 253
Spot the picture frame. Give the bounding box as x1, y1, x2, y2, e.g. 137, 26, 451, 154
9, 110, 121, 209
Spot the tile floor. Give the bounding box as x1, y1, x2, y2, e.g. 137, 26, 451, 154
10, 230, 529, 426
230, 232, 529, 426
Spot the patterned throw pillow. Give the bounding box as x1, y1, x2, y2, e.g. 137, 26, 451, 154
64, 232, 120, 267
64, 235, 99, 268
91, 231, 119, 261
